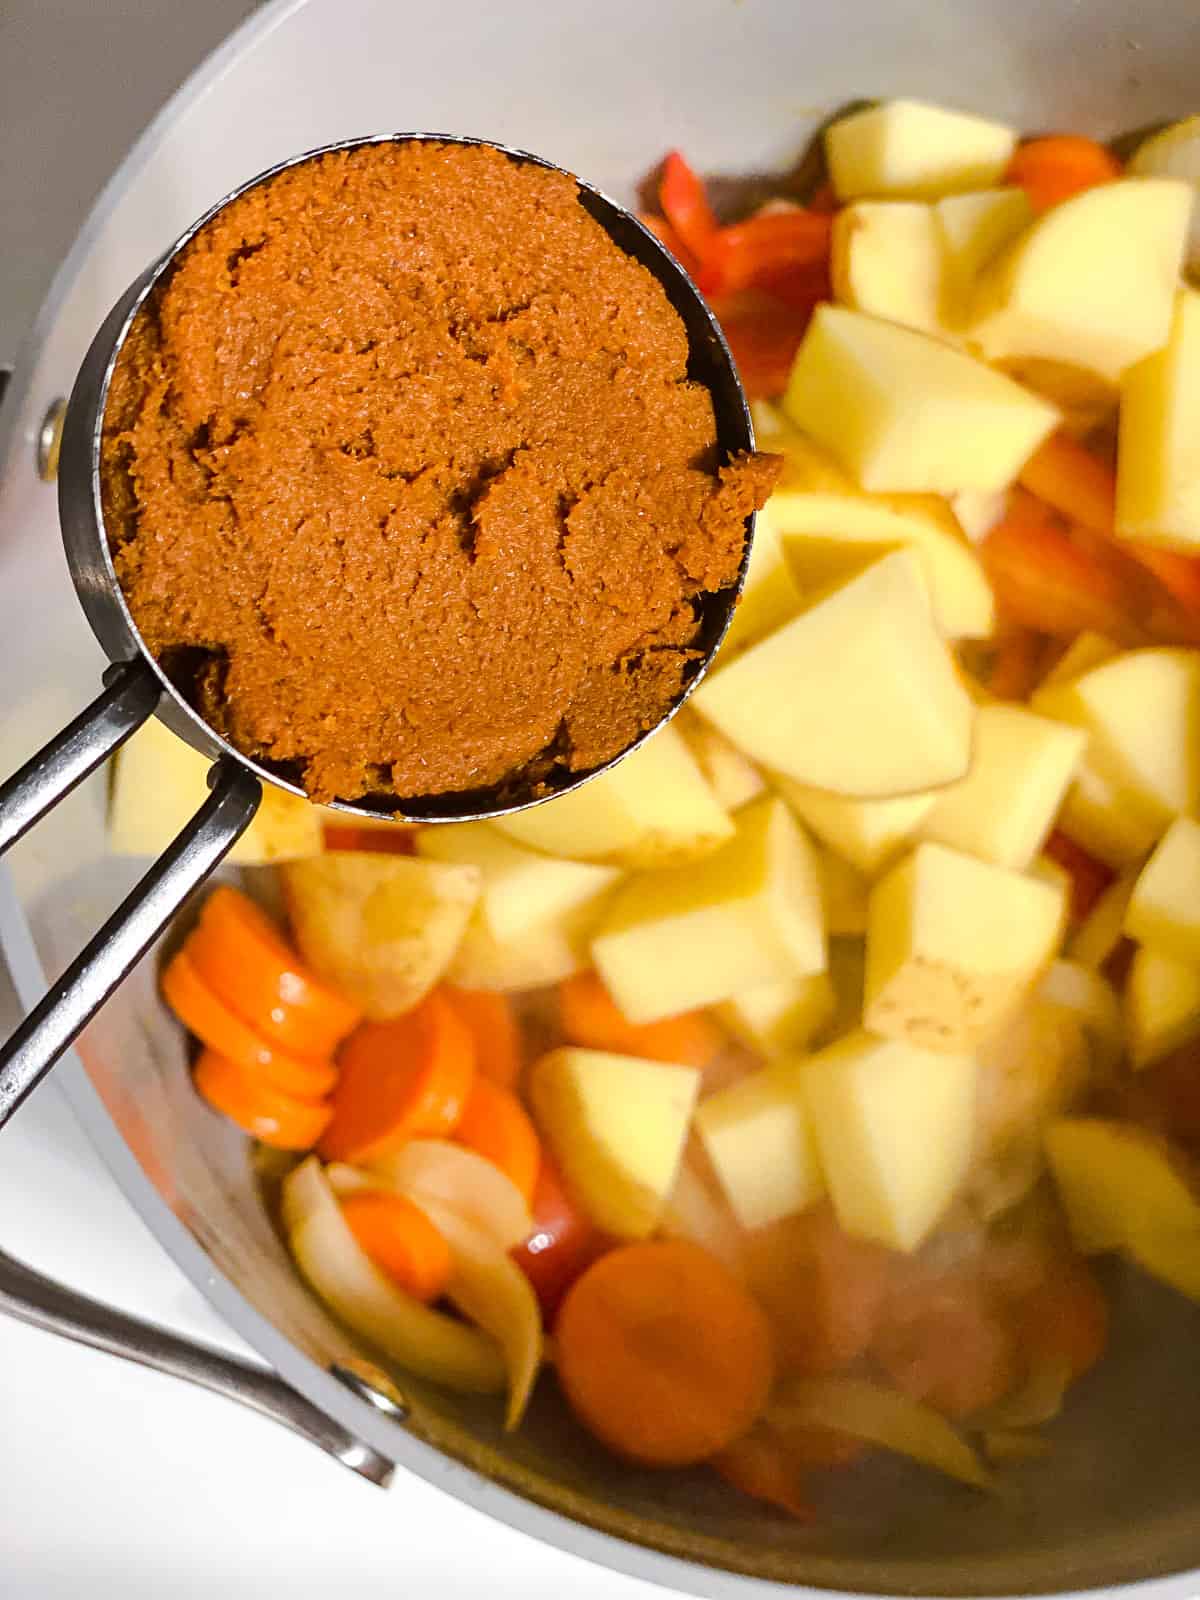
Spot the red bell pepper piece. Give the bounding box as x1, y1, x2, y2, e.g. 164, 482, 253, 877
658, 150, 719, 259
511, 1154, 606, 1318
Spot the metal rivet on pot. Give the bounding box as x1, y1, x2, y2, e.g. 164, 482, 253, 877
332, 1359, 410, 1420
37, 396, 67, 482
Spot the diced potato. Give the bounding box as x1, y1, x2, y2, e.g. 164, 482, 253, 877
935, 187, 1033, 326
1126, 945, 1200, 1069
825, 100, 1017, 202
1033, 649, 1200, 838
1129, 116, 1200, 276
919, 703, 1087, 871
526, 1048, 699, 1238
448, 895, 608, 994
1124, 816, 1200, 962
1045, 1117, 1200, 1298
692, 550, 974, 799
832, 201, 947, 336
676, 711, 766, 813
1038, 631, 1120, 689
1116, 289, 1200, 549
819, 848, 869, 937
717, 971, 836, 1058
282, 853, 481, 1018
951, 488, 1009, 544
801, 1030, 978, 1250
1037, 959, 1124, 1074
775, 774, 934, 876
864, 842, 1066, 1053
591, 796, 825, 1024
970, 179, 1194, 384
1068, 869, 1139, 970
784, 305, 1060, 495
695, 1065, 825, 1229
494, 724, 733, 869
417, 822, 618, 945
720, 503, 804, 656
1057, 759, 1164, 869
110, 716, 323, 864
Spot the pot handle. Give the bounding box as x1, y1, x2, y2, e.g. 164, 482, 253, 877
0, 661, 261, 1130
0, 1243, 393, 1486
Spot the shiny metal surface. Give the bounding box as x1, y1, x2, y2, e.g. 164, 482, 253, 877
0, 1241, 394, 1486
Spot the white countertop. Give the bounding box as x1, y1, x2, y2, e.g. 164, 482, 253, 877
0, 1062, 662, 1599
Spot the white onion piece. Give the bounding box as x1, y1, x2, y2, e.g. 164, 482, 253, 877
324, 1162, 377, 1197
973, 1359, 1070, 1431
282, 1157, 505, 1394
369, 1140, 532, 1251
408, 1193, 544, 1429
771, 1377, 994, 1491
1037, 960, 1124, 1074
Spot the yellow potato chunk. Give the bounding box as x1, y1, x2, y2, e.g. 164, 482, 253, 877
591, 796, 825, 1024
1126, 945, 1200, 1069
970, 178, 1194, 384
919, 703, 1087, 870
1124, 816, 1200, 962
1117, 289, 1200, 549
832, 200, 947, 336
717, 971, 836, 1059
695, 1065, 825, 1229
109, 716, 322, 864
282, 854, 480, 1018
494, 723, 733, 869
801, 1029, 978, 1250
675, 712, 766, 813
935, 187, 1032, 327
526, 1049, 699, 1238
1068, 869, 1139, 970
864, 842, 1066, 1053
784, 305, 1060, 495
825, 100, 1016, 202
692, 550, 974, 798
1045, 1117, 1200, 1298
720, 502, 804, 656
775, 774, 935, 876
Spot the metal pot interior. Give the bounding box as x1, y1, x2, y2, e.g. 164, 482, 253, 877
6, 0, 1200, 1593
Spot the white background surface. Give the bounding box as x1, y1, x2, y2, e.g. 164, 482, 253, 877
0, 7, 660, 1595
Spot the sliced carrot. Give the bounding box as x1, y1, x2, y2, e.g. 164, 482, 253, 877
193, 1048, 331, 1150
980, 492, 1134, 640
1013, 1256, 1109, 1382
321, 825, 416, 855
319, 989, 476, 1164
187, 886, 361, 1059
454, 1076, 540, 1205
1042, 830, 1116, 923
555, 1239, 775, 1467
511, 1153, 606, 1317
558, 971, 724, 1069
742, 1203, 893, 1378
873, 1266, 1022, 1420
162, 950, 338, 1101
711, 1423, 814, 1520
1006, 136, 1122, 213
339, 1189, 453, 1302
659, 150, 719, 260
448, 988, 523, 1089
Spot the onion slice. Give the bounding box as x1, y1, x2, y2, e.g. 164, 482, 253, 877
369, 1140, 532, 1251
771, 1377, 994, 1491
282, 1157, 505, 1393
1037, 960, 1124, 1074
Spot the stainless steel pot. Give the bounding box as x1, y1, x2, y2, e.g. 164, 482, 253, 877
2, 1, 1199, 1596
0, 131, 752, 1133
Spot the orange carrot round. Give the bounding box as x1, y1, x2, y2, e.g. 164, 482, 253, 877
162, 951, 337, 1101
448, 988, 523, 1089
1007, 136, 1122, 213
1015, 1257, 1110, 1381
319, 989, 476, 1164
192, 1048, 332, 1150
555, 1239, 775, 1467
339, 1189, 453, 1302
453, 1076, 540, 1204
711, 1423, 814, 1520
187, 886, 361, 1058
558, 971, 724, 1068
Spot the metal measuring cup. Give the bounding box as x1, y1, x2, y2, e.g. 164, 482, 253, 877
0, 133, 755, 1132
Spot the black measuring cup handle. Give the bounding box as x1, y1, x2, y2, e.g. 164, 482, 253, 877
0, 658, 261, 1131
